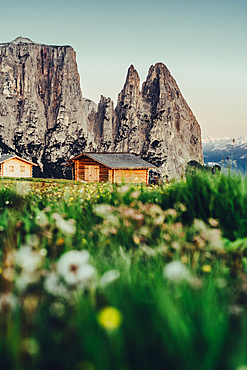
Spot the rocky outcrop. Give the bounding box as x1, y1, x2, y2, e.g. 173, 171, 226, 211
0, 37, 95, 177
0, 37, 203, 179
94, 63, 203, 178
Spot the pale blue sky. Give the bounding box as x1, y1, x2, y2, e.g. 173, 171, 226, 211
0, 0, 246, 137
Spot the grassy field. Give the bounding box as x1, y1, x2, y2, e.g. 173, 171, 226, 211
1, 173, 247, 370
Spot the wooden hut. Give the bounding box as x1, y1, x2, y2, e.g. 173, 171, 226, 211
66, 153, 157, 184
0, 154, 38, 178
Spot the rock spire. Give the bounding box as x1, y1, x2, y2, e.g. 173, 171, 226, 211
94, 62, 203, 178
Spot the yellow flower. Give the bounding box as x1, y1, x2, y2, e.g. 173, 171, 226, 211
202, 265, 212, 273
97, 306, 122, 330
56, 237, 65, 246
133, 235, 140, 244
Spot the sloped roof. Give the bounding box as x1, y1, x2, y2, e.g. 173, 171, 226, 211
0, 154, 14, 163
0, 154, 38, 166
68, 153, 157, 169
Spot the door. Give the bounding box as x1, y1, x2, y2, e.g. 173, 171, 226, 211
84, 165, 99, 182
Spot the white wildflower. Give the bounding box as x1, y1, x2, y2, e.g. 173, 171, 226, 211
44, 272, 69, 298
26, 234, 40, 248
163, 261, 190, 282
57, 250, 96, 287
118, 184, 130, 193
100, 269, 120, 288
140, 245, 157, 256
94, 204, 113, 217
35, 212, 49, 227
40, 248, 47, 256
16, 272, 40, 293
77, 264, 97, 288
131, 191, 140, 199
52, 213, 76, 235
105, 214, 119, 226
15, 246, 43, 274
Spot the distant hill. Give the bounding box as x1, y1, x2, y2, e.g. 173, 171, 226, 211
202, 136, 247, 173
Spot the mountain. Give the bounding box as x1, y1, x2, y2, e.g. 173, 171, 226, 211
0, 36, 95, 177
202, 136, 247, 172
91, 64, 203, 179
0, 37, 203, 179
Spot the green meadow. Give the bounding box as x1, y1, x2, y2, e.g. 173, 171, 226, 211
1, 172, 247, 370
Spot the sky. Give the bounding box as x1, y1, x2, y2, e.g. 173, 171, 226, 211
0, 0, 246, 138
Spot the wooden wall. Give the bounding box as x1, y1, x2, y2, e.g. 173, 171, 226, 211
76, 156, 109, 182
114, 169, 148, 184
1, 159, 33, 178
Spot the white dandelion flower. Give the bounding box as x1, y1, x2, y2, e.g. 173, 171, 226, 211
15, 246, 43, 273
100, 269, 120, 288
44, 272, 69, 298
52, 213, 76, 235
57, 250, 96, 287
163, 261, 190, 282
16, 271, 40, 293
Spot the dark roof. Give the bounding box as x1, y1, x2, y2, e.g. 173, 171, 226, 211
0, 154, 38, 166
0, 154, 15, 163
68, 152, 157, 169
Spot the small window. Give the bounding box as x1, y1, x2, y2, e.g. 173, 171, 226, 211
20, 166, 25, 172
9, 166, 14, 172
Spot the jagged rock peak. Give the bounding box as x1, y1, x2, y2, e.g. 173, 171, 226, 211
12, 36, 35, 44
148, 62, 171, 75
142, 61, 181, 101
117, 64, 140, 104
143, 62, 172, 87
126, 65, 140, 84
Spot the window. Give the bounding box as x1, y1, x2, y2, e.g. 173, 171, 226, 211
20, 166, 25, 172
9, 166, 14, 172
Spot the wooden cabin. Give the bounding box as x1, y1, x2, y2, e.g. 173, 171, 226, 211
0, 154, 38, 178
67, 152, 157, 184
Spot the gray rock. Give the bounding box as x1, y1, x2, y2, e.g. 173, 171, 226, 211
0, 37, 95, 177
94, 63, 203, 179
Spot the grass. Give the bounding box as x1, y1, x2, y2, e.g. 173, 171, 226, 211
1, 172, 247, 369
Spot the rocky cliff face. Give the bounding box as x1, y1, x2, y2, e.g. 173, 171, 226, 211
94, 64, 203, 179
0, 37, 203, 179
0, 37, 95, 177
